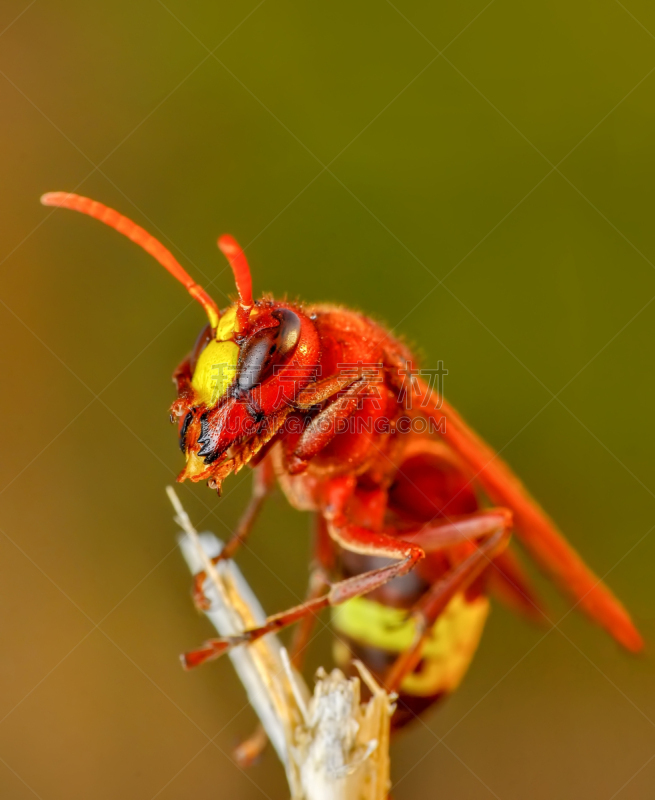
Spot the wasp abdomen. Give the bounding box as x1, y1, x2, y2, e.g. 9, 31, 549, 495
332, 591, 489, 729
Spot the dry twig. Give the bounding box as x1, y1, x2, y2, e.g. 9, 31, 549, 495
168, 486, 394, 800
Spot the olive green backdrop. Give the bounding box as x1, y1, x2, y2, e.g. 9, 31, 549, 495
1, 1, 654, 798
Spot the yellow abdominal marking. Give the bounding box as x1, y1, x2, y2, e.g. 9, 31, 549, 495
332, 593, 489, 697
191, 306, 239, 406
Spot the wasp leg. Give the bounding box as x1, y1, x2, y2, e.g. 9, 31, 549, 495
192, 459, 275, 611
232, 723, 269, 768
293, 373, 360, 409
182, 521, 426, 668
384, 508, 513, 693
288, 380, 367, 472
288, 567, 331, 669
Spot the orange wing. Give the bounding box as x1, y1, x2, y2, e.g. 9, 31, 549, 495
413, 376, 643, 652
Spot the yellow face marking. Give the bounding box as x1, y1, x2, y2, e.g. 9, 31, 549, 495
215, 305, 237, 342
191, 306, 239, 407
191, 339, 239, 406
180, 449, 210, 481
332, 593, 489, 697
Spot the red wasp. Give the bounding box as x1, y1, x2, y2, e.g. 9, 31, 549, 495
42, 192, 643, 738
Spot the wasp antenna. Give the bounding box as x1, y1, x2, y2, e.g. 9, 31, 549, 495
41, 192, 220, 329
217, 234, 254, 319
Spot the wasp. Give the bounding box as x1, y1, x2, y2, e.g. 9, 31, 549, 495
42, 192, 643, 740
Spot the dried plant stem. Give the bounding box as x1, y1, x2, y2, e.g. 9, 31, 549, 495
168, 486, 393, 800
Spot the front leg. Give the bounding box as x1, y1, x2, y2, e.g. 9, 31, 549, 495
192, 458, 275, 610
293, 373, 359, 408
182, 519, 426, 668
287, 379, 368, 472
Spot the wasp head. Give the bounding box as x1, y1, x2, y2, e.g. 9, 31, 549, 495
170, 238, 320, 491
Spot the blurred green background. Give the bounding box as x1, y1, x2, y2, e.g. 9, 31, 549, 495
1, 1, 654, 798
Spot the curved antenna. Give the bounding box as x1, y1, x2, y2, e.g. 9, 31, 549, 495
217, 234, 253, 330
41, 192, 220, 329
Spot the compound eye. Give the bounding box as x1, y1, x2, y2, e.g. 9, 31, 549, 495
236, 309, 301, 393
189, 323, 213, 375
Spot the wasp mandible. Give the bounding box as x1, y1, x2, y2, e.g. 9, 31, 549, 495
42, 192, 643, 737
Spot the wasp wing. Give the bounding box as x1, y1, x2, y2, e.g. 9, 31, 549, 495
487, 548, 548, 628
411, 376, 642, 652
